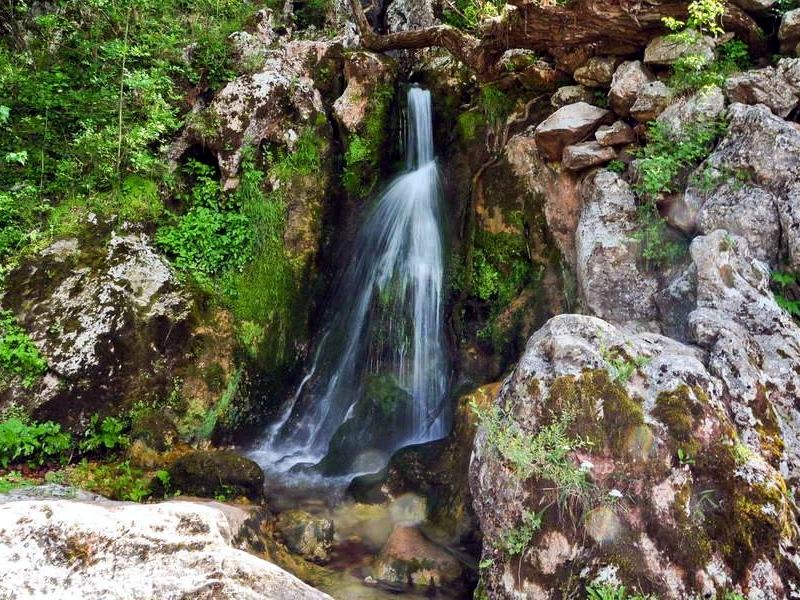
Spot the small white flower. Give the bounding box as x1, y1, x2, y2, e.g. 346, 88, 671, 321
608, 489, 623, 499
579, 461, 594, 472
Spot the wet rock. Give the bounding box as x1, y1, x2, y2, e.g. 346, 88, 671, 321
573, 56, 618, 88
562, 141, 616, 171
595, 120, 635, 146
168, 450, 264, 500
276, 510, 334, 563
724, 58, 800, 118
1, 233, 191, 423
630, 81, 672, 122
576, 170, 659, 324
779, 9, 800, 53
609, 60, 655, 117
656, 85, 726, 137
534, 102, 612, 161
0, 495, 330, 599
551, 85, 594, 108
695, 183, 781, 264
644, 32, 715, 67
373, 525, 463, 587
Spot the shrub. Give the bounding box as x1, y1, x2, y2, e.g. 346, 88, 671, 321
79, 415, 130, 454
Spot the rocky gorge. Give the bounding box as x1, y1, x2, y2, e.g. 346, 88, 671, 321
2, 0, 800, 598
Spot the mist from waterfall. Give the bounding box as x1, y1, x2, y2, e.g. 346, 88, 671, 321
249, 87, 450, 483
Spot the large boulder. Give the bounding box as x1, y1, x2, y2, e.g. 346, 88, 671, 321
724, 59, 800, 118
551, 85, 594, 109
533, 102, 612, 161
562, 142, 616, 171
0, 494, 330, 599
595, 121, 635, 147
575, 171, 659, 324
168, 450, 265, 500
609, 60, 655, 117
276, 510, 334, 564
573, 56, 618, 88
470, 307, 799, 597
656, 85, 726, 138
0, 233, 191, 424
630, 81, 672, 122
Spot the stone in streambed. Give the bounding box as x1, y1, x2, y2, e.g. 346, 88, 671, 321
373, 525, 463, 587
276, 510, 334, 564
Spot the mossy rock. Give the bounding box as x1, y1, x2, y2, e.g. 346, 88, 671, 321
167, 450, 264, 500
130, 412, 179, 452
275, 510, 334, 564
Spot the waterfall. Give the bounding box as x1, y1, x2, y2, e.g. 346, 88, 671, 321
249, 87, 450, 483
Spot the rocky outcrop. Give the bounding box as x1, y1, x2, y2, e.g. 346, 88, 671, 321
644, 32, 715, 66
724, 58, 800, 118
595, 121, 635, 147
533, 102, 612, 161
0, 233, 191, 424
0, 494, 330, 599
573, 56, 618, 88
630, 81, 672, 122
576, 171, 659, 324
562, 141, 616, 171
656, 85, 726, 137
609, 60, 655, 117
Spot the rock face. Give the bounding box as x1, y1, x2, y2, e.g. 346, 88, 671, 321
0, 233, 191, 424
575, 171, 659, 324
573, 56, 618, 88
533, 102, 612, 161
551, 85, 594, 108
656, 85, 726, 137
0, 495, 331, 599
168, 450, 265, 500
779, 9, 800, 53
373, 525, 463, 587
724, 59, 800, 118
630, 81, 672, 122
595, 120, 635, 146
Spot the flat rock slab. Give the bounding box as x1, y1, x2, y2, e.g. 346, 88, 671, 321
534, 102, 612, 161
563, 141, 616, 171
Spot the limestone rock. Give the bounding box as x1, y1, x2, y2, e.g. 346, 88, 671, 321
630, 81, 672, 122
779, 9, 800, 53
276, 510, 334, 563
699, 103, 800, 270
644, 32, 715, 66
386, 0, 436, 33
373, 525, 463, 587
534, 102, 612, 161
695, 183, 781, 263
575, 171, 659, 324
227, 31, 268, 71
595, 120, 635, 146
656, 85, 726, 137
573, 56, 618, 88
562, 141, 616, 171
470, 309, 799, 598
168, 450, 265, 500
0, 495, 330, 599
551, 85, 594, 109
724, 59, 800, 118
1, 233, 190, 423
609, 60, 655, 117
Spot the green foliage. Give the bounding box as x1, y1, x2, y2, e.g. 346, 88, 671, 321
0, 418, 71, 468
343, 86, 393, 197
479, 86, 513, 130
606, 159, 626, 174
601, 346, 649, 384
79, 415, 130, 454
0, 470, 36, 494
668, 40, 750, 93
473, 402, 591, 506
500, 509, 544, 556
662, 0, 725, 37
66, 459, 153, 502
457, 110, 483, 141
441, 0, 505, 29
585, 584, 655, 600
771, 271, 800, 320
677, 447, 696, 466
0, 310, 47, 387
633, 204, 688, 269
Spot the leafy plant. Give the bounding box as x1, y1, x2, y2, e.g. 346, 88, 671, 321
772, 271, 800, 320
500, 509, 545, 556
0, 418, 71, 468
601, 346, 649, 384
677, 447, 696, 466
66, 459, 153, 502
586, 584, 655, 600
79, 415, 130, 454
0, 310, 47, 387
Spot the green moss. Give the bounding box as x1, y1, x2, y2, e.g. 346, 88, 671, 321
457, 110, 483, 142
342, 84, 394, 198
549, 369, 644, 456
652, 385, 705, 458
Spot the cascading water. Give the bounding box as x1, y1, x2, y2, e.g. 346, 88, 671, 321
250, 87, 450, 483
